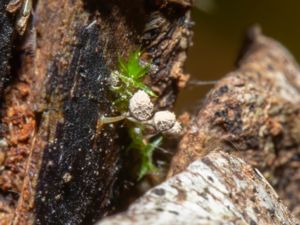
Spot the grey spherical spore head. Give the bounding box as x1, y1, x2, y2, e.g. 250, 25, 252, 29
153, 111, 176, 132
164, 121, 182, 136
129, 90, 154, 121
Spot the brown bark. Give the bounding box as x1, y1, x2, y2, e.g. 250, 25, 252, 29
170, 26, 300, 218
0, 0, 191, 224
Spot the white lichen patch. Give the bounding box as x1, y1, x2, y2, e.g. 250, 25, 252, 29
187, 160, 228, 194
0, 139, 8, 148
110, 70, 121, 87
62, 172, 72, 183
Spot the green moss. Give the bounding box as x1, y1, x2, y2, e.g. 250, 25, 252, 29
127, 126, 163, 179
110, 50, 162, 179
111, 50, 156, 112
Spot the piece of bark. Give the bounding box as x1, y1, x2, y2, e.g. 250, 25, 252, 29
0, 0, 192, 224
169, 27, 300, 217
0, 1, 19, 224
0, 0, 15, 97
142, 1, 192, 108
96, 151, 299, 225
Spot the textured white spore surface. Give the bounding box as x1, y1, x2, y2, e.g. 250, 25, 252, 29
129, 90, 154, 121
153, 111, 176, 132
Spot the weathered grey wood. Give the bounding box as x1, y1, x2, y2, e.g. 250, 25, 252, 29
96, 151, 299, 225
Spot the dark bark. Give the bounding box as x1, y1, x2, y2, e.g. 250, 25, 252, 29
0, 0, 15, 97
33, 23, 120, 225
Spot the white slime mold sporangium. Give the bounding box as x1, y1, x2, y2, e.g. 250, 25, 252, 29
129, 90, 154, 121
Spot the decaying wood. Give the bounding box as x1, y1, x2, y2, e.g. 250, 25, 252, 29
0, 1, 192, 224
0, 0, 15, 97
170, 27, 300, 217
96, 151, 299, 225
142, 1, 192, 107
2, 0, 299, 224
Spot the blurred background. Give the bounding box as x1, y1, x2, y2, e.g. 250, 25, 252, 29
176, 0, 300, 113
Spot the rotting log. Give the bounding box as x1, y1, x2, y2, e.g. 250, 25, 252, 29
170, 27, 300, 218
0, 0, 192, 224
2, 0, 300, 224
96, 151, 299, 225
